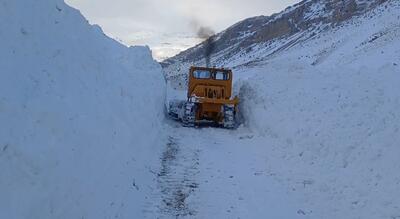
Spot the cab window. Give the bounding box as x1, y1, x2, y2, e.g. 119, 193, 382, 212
215, 71, 229, 80
193, 70, 211, 79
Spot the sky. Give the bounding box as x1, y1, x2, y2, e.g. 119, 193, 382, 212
65, 0, 300, 61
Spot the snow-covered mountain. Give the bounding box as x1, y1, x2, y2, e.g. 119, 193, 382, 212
0, 0, 165, 218
163, 0, 400, 218
162, 0, 392, 82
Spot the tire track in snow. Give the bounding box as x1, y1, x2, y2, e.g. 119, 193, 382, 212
151, 135, 200, 218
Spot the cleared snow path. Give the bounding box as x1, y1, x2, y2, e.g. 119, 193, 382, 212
155, 135, 200, 217
148, 122, 307, 218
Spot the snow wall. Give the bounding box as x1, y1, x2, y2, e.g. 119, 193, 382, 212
236, 2, 400, 217
0, 0, 165, 218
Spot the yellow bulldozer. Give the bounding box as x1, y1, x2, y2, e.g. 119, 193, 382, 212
169, 66, 239, 129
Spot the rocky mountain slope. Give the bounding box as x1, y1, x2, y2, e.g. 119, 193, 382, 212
162, 0, 390, 83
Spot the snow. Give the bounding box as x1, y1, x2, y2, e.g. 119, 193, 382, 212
162, 1, 400, 218
2, 0, 400, 218
304, 2, 330, 20
0, 0, 165, 218
233, 1, 400, 218
146, 126, 306, 218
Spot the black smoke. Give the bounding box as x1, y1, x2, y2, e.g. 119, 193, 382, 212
203, 36, 215, 67
193, 24, 215, 67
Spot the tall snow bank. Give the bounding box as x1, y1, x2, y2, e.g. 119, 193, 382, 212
0, 0, 165, 218
237, 2, 400, 218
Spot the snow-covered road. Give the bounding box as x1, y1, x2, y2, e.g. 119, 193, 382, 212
147, 122, 307, 219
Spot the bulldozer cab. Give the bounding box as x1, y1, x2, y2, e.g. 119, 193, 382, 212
187, 66, 233, 100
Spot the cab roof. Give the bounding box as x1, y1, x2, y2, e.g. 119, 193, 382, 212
190, 66, 232, 73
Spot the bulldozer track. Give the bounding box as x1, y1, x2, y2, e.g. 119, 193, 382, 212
150, 136, 200, 218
